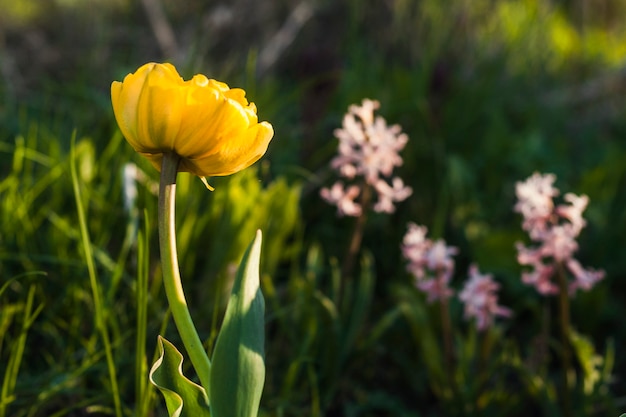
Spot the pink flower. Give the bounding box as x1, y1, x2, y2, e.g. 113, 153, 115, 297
417, 277, 455, 303
514, 172, 604, 296
521, 262, 559, 295
372, 177, 413, 213
425, 240, 458, 279
566, 258, 605, 294
539, 224, 579, 262
348, 98, 378, 126
402, 223, 430, 279
320, 182, 362, 217
556, 193, 588, 235
459, 265, 512, 331
401, 223, 458, 303
514, 172, 559, 239
332, 99, 408, 185
322, 99, 412, 215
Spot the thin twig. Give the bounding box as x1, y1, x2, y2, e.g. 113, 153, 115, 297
140, 0, 179, 60
257, 2, 315, 78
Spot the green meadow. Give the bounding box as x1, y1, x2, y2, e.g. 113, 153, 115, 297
2, 0, 626, 416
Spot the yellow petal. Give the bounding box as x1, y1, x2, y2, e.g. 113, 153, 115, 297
112, 63, 185, 153
136, 64, 186, 153
111, 80, 136, 146
136, 87, 184, 153
207, 79, 229, 92
234, 121, 274, 169
224, 88, 248, 106
111, 63, 155, 151
184, 121, 274, 177
137, 151, 164, 173
176, 88, 251, 159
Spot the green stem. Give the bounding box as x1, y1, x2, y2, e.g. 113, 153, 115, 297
341, 182, 371, 280
158, 152, 212, 393
476, 329, 487, 406
439, 295, 454, 386
556, 262, 572, 417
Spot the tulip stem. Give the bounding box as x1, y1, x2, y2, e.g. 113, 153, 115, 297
158, 152, 212, 394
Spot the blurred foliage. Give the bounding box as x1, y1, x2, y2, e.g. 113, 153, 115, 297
2, 0, 626, 416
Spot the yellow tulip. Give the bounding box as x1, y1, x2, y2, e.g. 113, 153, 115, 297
111, 62, 274, 181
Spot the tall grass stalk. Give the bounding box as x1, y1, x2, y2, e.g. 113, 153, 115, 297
0, 283, 43, 417
70, 135, 123, 417
135, 211, 151, 417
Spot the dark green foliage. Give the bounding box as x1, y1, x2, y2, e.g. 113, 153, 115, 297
1, 0, 626, 415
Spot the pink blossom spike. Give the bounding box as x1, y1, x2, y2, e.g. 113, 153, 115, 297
514, 172, 604, 297
459, 265, 512, 331
323, 98, 412, 216
401, 224, 457, 302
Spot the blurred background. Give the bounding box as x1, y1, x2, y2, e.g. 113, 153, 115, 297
2, 0, 626, 416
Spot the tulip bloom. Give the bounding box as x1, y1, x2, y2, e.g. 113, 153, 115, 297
111, 62, 274, 180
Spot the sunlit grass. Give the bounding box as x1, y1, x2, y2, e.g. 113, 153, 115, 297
2, 0, 626, 416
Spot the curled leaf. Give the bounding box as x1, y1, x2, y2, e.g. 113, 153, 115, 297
149, 336, 211, 417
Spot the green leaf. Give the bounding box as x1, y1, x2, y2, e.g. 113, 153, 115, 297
210, 230, 265, 417
569, 329, 603, 394
340, 252, 375, 364
149, 336, 210, 417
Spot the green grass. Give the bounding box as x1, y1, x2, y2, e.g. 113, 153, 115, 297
2, 0, 626, 415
